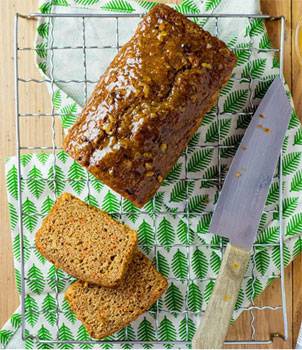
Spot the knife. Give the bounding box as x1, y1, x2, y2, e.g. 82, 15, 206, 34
192, 77, 292, 349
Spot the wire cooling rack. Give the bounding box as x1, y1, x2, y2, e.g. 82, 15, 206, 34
14, 11, 287, 347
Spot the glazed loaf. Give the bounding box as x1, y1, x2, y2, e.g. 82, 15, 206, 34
64, 4, 236, 207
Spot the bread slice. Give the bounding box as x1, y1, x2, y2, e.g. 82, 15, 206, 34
65, 250, 168, 339
35, 193, 137, 287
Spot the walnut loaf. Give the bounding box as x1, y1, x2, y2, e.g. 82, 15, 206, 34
64, 4, 236, 207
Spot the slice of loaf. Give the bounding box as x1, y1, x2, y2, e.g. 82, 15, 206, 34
65, 250, 168, 339
35, 192, 137, 287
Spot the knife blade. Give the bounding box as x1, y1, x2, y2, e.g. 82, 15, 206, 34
192, 77, 292, 349
209, 76, 292, 249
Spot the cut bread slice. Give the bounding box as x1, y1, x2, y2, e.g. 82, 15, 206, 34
65, 250, 168, 339
35, 192, 137, 287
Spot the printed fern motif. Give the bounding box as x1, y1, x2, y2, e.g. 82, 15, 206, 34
281, 197, 299, 218
172, 250, 188, 280
220, 134, 243, 158
234, 46, 250, 66
187, 148, 213, 173
41, 196, 55, 217
47, 165, 65, 196
134, 0, 156, 10
25, 294, 39, 327
138, 220, 154, 253
291, 170, 302, 192
156, 252, 170, 278
28, 166, 45, 199
158, 316, 177, 342
289, 111, 300, 129
15, 269, 21, 294
23, 198, 38, 232
175, 0, 199, 14
57, 150, 69, 164
38, 325, 52, 345
52, 90, 62, 110
102, 191, 120, 216
210, 250, 221, 274
293, 237, 302, 257
256, 226, 279, 244
223, 90, 249, 114
197, 213, 212, 234
246, 278, 263, 300
170, 180, 194, 203
75, 0, 100, 5
7, 165, 18, 200
37, 152, 50, 165
138, 318, 156, 343
187, 132, 200, 153
205, 118, 232, 143
84, 194, 98, 208
188, 195, 209, 216
272, 244, 291, 269
192, 248, 208, 279
9, 203, 18, 230
47, 265, 66, 293
62, 299, 77, 324
42, 294, 57, 326
77, 325, 93, 349
88, 172, 103, 192
13, 234, 30, 262
205, 0, 222, 11
255, 248, 270, 275
242, 58, 266, 79
220, 79, 234, 96
163, 163, 182, 186
101, 0, 135, 13
294, 128, 302, 145
282, 152, 301, 176
68, 161, 86, 195
179, 317, 196, 341
21, 154, 33, 167
27, 264, 45, 294
0, 330, 13, 348
10, 313, 21, 329
204, 280, 215, 303
286, 213, 302, 236
165, 283, 184, 312
157, 217, 175, 250
254, 76, 275, 99
177, 219, 194, 245
123, 199, 140, 224
265, 181, 279, 205
61, 103, 78, 129
144, 192, 164, 215
245, 18, 265, 37
37, 23, 48, 42
58, 323, 74, 348
188, 282, 202, 312
259, 32, 272, 49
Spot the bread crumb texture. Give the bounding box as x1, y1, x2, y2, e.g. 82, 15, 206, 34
35, 193, 137, 287
65, 250, 168, 339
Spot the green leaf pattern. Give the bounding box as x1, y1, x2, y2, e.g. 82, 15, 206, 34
2, 0, 302, 347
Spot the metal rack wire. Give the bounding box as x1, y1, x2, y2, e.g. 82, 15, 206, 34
14, 11, 287, 347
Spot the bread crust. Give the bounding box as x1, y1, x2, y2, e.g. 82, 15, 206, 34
65, 250, 168, 339
35, 193, 137, 287
64, 4, 237, 207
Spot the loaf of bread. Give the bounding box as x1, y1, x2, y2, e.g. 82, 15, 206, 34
64, 4, 236, 207
65, 250, 168, 339
35, 193, 137, 287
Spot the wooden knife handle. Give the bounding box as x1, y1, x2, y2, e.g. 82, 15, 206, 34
192, 243, 250, 349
